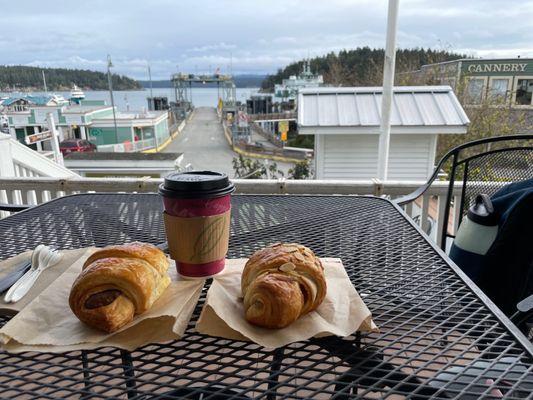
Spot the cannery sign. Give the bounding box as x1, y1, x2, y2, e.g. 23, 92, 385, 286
465, 62, 530, 74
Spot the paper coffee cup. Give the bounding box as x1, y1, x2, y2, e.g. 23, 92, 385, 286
159, 171, 235, 278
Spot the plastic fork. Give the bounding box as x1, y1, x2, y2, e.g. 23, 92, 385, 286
6, 248, 63, 303
3, 245, 45, 302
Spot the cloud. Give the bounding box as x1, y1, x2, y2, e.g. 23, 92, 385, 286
0, 0, 531, 79
457, 48, 533, 59
189, 42, 237, 53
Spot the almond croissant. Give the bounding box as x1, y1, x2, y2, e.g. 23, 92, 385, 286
69, 242, 171, 333
241, 243, 326, 329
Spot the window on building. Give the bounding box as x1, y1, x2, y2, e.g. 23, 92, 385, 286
489, 78, 509, 102
515, 79, 533, 105
466, 78, 485, 103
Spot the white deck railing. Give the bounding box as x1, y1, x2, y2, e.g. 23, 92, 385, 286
0, 177, 468, 245
97, 138, 156, 153
7, 137, 78, 178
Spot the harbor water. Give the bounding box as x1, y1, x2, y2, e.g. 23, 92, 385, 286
1, 88, 261, 112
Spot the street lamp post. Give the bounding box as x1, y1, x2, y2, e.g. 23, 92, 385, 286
107, 54, 119, 145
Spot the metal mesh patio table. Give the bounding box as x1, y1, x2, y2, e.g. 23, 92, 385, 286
0, 193, 531, 399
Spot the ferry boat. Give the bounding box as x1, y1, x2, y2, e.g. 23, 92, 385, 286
274, 60, 323, 100
70, 85, 85, 104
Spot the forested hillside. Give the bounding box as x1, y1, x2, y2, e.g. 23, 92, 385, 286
261, 47, 466, 90
0, 66, 142, 91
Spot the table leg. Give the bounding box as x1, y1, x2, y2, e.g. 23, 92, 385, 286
121, 350, 138, 399
80, 350, 93, 399
266, 347, 284, 400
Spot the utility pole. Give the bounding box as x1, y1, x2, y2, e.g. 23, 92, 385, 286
42, 70, 48, 93
107, 54, 119, 144
377, 0, 399, 180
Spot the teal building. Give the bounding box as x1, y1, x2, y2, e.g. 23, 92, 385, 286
87, 111, 169, 146
1, 96, 169, 151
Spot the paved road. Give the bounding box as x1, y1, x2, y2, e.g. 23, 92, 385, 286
163, 107, 236, 176
164, 107, 293, 177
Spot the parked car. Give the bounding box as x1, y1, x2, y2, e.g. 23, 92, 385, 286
59, 139, 96, 155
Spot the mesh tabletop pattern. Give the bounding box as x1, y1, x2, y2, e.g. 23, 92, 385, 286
0, 194, 531, 399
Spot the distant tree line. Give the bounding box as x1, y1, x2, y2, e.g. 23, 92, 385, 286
0, 65, 142, 91
261, 47, 466, 90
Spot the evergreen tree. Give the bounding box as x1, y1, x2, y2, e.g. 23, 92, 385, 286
0, 65, 142, 90
261, 47, 465, 90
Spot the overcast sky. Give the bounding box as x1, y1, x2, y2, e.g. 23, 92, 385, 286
3, 0, 533, 79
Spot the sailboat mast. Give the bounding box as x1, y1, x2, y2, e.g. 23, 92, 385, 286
42, 70, 48, 93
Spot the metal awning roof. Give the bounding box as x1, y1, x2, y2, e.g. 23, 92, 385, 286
1, 95, 57, 106
298, 86, 470, 135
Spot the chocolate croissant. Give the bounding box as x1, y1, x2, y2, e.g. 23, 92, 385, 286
241, 243, 326, 329
69, 242, 171, 333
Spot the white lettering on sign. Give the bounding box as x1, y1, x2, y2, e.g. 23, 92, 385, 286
24, 130, 53, 145
467, 63, 527, 73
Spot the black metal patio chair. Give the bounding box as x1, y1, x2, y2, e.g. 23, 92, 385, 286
395, 134, 533, 338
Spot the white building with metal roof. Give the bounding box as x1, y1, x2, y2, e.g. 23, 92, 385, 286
298, 86, 470, 180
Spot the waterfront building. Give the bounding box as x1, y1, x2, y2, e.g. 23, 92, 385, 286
87, 110, 169, 148
59, 103, 115, 140
405, 58, 533, 107
2, 99, 112, 149
147, 96, 169, 111
0, 94, 68, 112
1, 97, 169, 151
298, 86, 469, 181
246, 94, 273, 114
274, 60, 324, 100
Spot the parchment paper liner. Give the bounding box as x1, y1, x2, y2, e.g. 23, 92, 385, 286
0, 248, 89, 314
196, 258, 378, 348
0, 248, 204, 353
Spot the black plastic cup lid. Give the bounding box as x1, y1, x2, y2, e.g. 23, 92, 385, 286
159, 171, 235, 199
